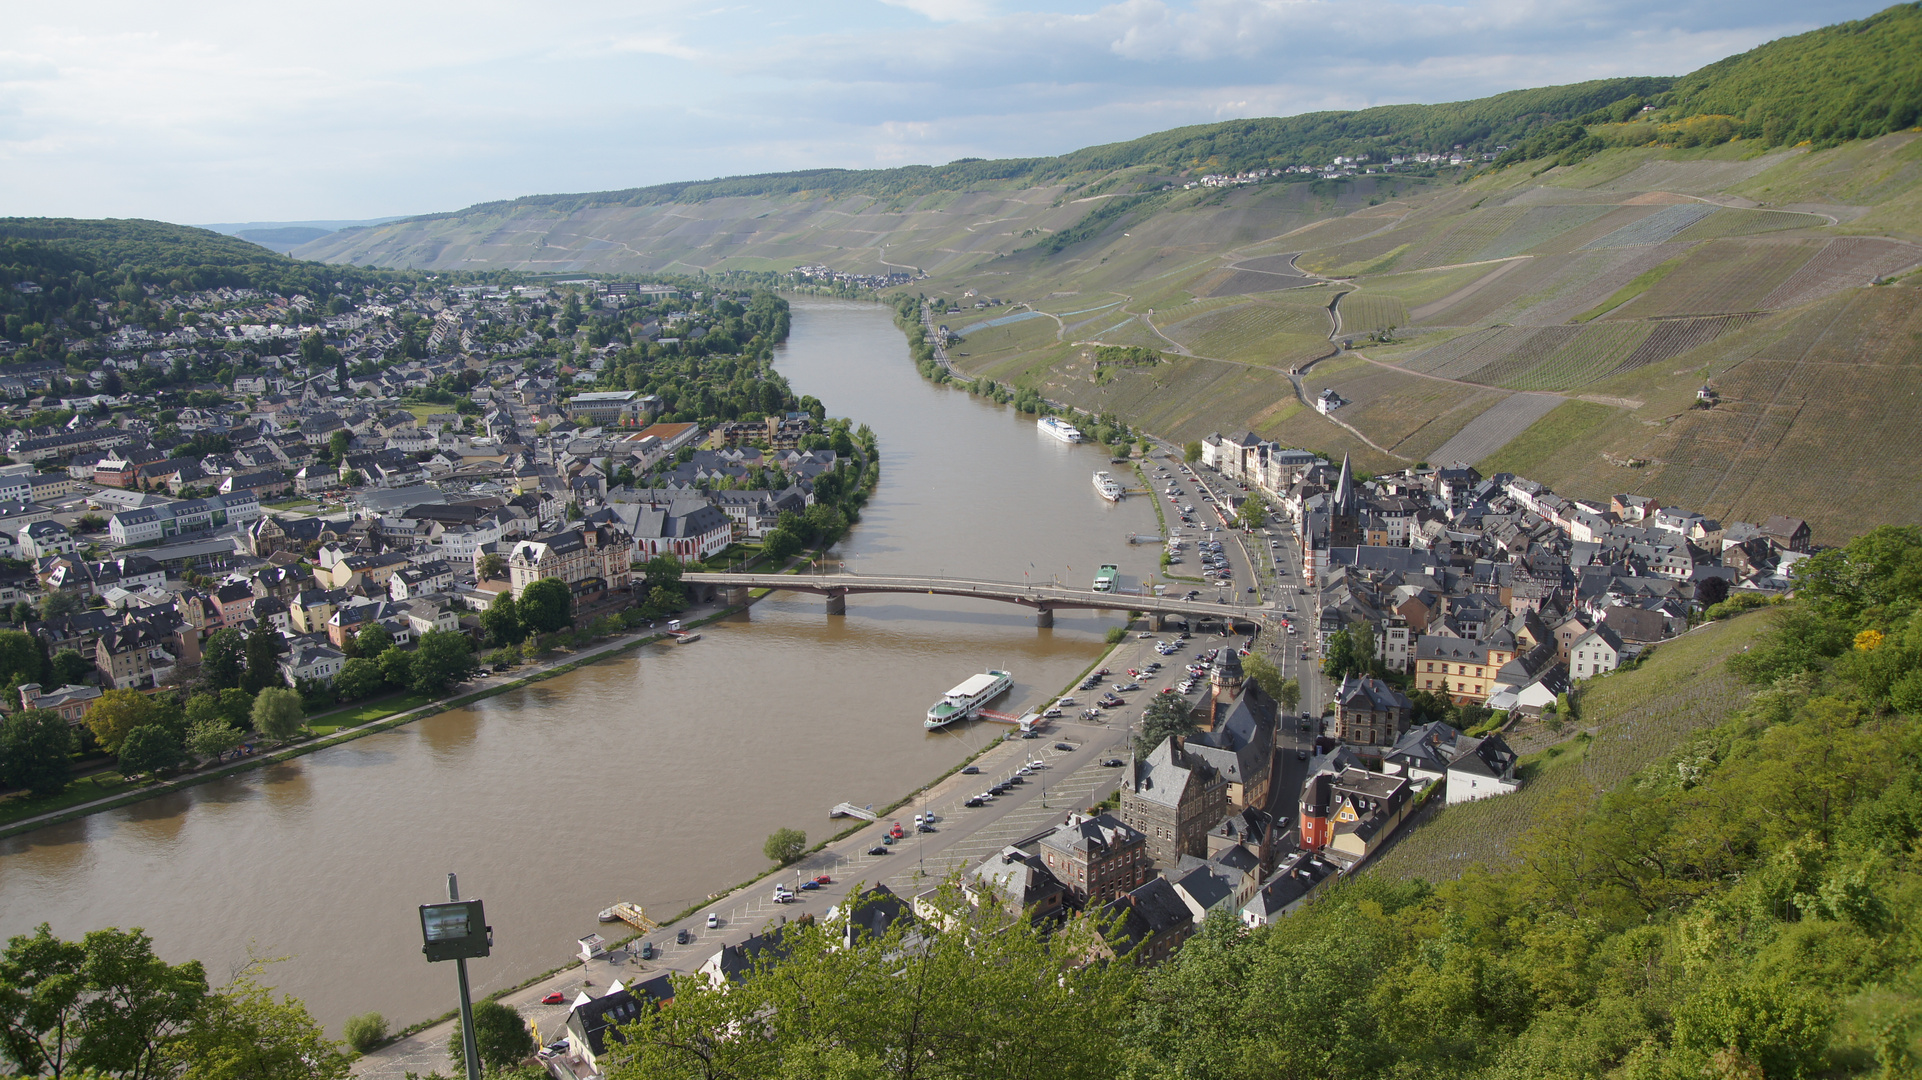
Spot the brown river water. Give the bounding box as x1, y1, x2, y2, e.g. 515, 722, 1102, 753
0, 298, 1165, 1033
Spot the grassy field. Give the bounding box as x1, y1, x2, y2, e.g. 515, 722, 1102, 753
1370, 609, 1775, 883
1478, 399, 1621, 475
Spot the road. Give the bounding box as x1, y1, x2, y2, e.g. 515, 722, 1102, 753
354, 625, 1198, 1078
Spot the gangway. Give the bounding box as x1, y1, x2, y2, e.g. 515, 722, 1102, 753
976, 709, 1040, 728
607, 903, 660, 934
829, 802, 878, 821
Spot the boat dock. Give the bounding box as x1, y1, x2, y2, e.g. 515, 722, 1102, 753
605, 903, 659, 933
976, 709, 1041, 727
829, 802, 878, 821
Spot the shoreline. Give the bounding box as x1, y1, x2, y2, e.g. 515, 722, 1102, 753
355, 618, 1133, 1062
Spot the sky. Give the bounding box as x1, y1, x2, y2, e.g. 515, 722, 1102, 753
0, 0, 1889, 225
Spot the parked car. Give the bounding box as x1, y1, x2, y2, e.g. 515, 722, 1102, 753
639, 941, 656, 960
964, 797, 986, 808
543, 991, 566, 1005
1055, 742, 1076, 751
1103, 758, 1125, 767
814, 875, 833, 885
868, 844, 890, 855
961, 765, 980, 774
677, 928, 694, 944
799, 880, 821, 891
707, 913, 721, 928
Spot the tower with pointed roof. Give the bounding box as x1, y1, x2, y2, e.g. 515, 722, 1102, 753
1327, 454, 1362, 549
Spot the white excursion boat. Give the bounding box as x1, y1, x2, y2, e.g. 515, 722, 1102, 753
1092, 471, 1123, 501
926, 670, 1013, 729
1039, 416, 1084, 443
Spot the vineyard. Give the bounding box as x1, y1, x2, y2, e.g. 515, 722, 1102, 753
1370, 611, 1773, 883
1334, 292, 1409, 334
1168, 299, 1333, 365
1504, 245, 1682, 324
1424, 391, 1568, 466
1498, 322, 1656, 390
1607, 239, 1818, 318
1354, 263, 1504, 309
1607, 312, 1765, 377
1467, 203, 1619, 260
1306, 366, 1504, 459
1578, 202, 1716, 248
1667, 206, 1828, 242
1399, 207, 1527, 269
1760, 236, 1922, 309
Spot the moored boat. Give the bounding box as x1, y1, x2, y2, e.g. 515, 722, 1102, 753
1092, 470, 1123, 501
1039, 416, 1084, 443
926, 669, 1013, 729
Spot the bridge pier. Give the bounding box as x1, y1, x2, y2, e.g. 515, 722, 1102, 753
1035, 605, 1054, 629
723, 585, 750, 605
1151, 612, 1167, 632
826, 592, 846, 617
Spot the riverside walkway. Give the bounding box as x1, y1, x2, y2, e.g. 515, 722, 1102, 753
682, 570, 1268, 629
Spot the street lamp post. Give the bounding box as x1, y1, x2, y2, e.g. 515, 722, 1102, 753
419, 874, 490, 1080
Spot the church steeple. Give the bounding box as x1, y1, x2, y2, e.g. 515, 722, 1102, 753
1333, 454, 1357, 517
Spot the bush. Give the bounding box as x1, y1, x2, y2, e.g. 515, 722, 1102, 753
343, 1011, 388, 1053
1104, 626, 1128, 644
1706, 592, 1772, 620
764, 827, 807, 865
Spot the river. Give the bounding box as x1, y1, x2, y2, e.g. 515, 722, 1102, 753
0, 298, 1164, 1033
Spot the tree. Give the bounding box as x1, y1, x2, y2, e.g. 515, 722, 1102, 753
1241, 652, 1301, 711
39, 591, 82, 620
327, 430, 351, 462
0, 708, 74, 797
1184, 441, 1203, 464
116, 725, 186, 779
377, 646, 414, 688
518, 578, 572, 634
249, 688, 306, 743
355, 622, 393, 659
240, 622, 285, 695
340, 469, 363, 488
0, 629, 43, 686
762, 527, 802, 562
0, 923, 210, 1080
408, 631, 476, 696
184, 716, 245, 762
86, 688, 157, 756
166, 972, 351, 1080
480, 593, 524, 647
333, 658, 384, 701
446, 1000, 535, 1075
49, 649, 91, 687
1136, 693, 1200, 757
476, 553, 507, 581
1236, 491, 1269, 531
764, 827, 807, 865
201, 629, 246, 691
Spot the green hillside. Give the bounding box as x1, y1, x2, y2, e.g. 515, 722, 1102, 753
0, 217, 394, 295
295, 5, 1922, 543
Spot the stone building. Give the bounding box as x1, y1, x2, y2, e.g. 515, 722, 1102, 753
1332, 674, 1413, 746
1121, 736, 1229, 865
1035, 812, 1148, 908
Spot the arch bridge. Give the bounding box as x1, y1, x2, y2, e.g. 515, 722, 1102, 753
680, 571, 1269, 630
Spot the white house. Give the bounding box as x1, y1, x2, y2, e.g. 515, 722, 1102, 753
280, 644, 346, 687
1569, 624, 1625, 680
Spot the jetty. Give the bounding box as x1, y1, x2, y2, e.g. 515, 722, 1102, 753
829, 802, 878, 821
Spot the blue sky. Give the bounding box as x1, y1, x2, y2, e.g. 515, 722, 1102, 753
0, 0, 1887, 224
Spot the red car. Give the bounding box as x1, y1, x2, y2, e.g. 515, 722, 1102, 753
542, 991, 565, 1005
814, 875, 833, 885
889, 822, 905, 838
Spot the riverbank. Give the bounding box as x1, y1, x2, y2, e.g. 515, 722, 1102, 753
0, 546, 878, 841
350, 616, 1137, 1071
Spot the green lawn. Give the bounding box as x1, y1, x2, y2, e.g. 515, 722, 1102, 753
0, 769, 140, 829
306, 692, 434, 735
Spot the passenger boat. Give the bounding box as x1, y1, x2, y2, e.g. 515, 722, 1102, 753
926, 670, 1013, 729
1092, 471, 1123, 501
1039, 416, 1084, 443
1092, 564, 1119, 592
